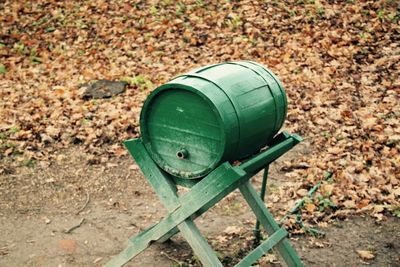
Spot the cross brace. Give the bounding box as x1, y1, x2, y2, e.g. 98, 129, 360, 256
106, 132, 304, 267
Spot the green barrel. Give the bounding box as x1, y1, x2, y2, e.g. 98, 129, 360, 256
140, 61, 287, 179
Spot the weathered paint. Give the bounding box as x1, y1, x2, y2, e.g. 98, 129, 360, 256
107, 62, 303, 267
140, 61, 287, 179
106, 133, 303, 267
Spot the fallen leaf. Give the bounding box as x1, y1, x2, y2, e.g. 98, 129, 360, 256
223, 226, 242, 235
296, 189, 308, 197
357, 250, 375, 260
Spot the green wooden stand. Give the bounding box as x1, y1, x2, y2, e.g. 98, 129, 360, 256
106, 132, 304, 267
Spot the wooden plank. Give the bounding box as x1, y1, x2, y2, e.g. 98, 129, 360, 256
236, 228, 287, 267
127, 140, 223, 267
125, 136, 298, 243
107, 139, 232, 267
108, 137, 301, 267
240, 134, 300, 174
125, 138, 245, 221
157, 207, 206, 243
125, 139, 179, 208
254, 166, 269, 242
126, 139, 181, 244
104, 224, 158, 267
172, 176, 200, 188
177, 219, 223, 267
239, 181, 304, 267
114, 163, 242, 244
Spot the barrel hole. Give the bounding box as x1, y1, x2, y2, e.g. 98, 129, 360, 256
176, 149, 188, 160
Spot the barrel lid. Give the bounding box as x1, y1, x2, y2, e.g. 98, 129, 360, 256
140, 83, 226, 179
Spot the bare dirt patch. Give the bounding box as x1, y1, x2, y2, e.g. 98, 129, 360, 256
1, 146, 398, 266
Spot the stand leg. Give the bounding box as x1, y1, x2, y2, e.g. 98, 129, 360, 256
236, 228, 288, 267
178, 219, 223, 267
157, 207, 207, 243
254, 165, 269, 243
239, 181, 304, 267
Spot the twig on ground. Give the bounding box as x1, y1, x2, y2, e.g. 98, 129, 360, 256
64, 218, 85, 234
160, 251, 184, 266
76, 192, 90, 215
0, 246, 9, 256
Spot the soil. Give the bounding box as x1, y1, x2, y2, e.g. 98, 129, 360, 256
0, 143, 399, 267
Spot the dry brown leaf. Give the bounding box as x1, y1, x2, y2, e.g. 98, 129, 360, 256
305, 203, 316, 213
296, 189, 308, 197
223, 226, 242, 235
320, 184, 334, 196
357, 250, 375, 260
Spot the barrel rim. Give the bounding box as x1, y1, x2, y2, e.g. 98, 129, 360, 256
140, 82, 227, 179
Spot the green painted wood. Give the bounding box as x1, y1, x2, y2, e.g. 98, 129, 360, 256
236, 227, 288, 267
124, 139, 179, 207
124, 139, 222, 267
107, 133, 302, 267
140, 61, 288, 179
172, 176, 200, 188
106, 140, 245, 266
254, 165, 269, 242
240, 134, 300, 174
157, 204, 213, 243
177, 219, 223, 267
104, 224, 157, 267
166, 133, 299, 238
106, 216, 225, 267
239, 181, 304, 267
